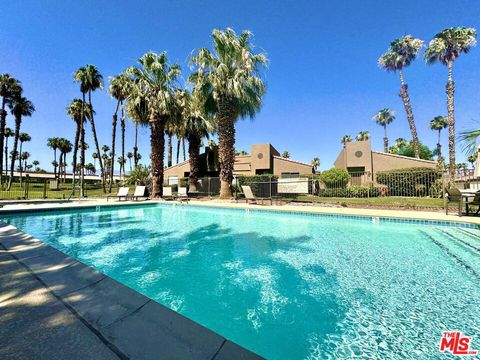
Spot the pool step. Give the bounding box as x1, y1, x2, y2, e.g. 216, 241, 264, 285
439, 228, 480, 253
423, 229, 480, 278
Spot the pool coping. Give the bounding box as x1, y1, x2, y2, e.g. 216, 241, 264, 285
1, 198, 480, 228
0, 221, 263, 359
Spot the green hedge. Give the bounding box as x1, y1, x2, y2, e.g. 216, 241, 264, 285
319, 168, 350, 189
236, 174, 278, 197
376, 167, 440, 196
319, 185, 380, 198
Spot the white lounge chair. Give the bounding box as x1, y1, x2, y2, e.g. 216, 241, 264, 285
130, 185, 147, 201
107, 187, 130, 201
177, 187, 189, 202
241, 185, 272, 205
162, 186, 174, 200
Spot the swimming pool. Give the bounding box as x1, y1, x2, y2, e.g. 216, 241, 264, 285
2, 204, 479, 359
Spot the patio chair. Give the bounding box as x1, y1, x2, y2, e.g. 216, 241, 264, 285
445, 188, 463, 215
177, 187, 189, 202
241, 185, 272, 205
130, 185, 147, 201
107, 187, 130, 202
162, 186, 174, 200
465, 190, 480, 216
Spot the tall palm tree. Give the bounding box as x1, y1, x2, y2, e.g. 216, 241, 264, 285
126, 152, 133, 172
190, 28, 267, 198
373, 109, 395, 152
32, 160, 40, 172
379, 35, 423, 158
92, 152, 98, 171
429, 115, 448, 157
311, 157, 320, 171
0, 74, 21, 182
67, 99, 92, 187
178, 87, 214, 191
18, 133, 31, 178
7, 95, 34, 189
341, 135, 352, 147
57, 138, 72, 181
467, 153, 477, 169
356, 131, 370, 141
47, 137, 59, 177
126, 52, 181, 196
4, 127, 13, 175
425, 27, 477, 175
74, 65, 105, 193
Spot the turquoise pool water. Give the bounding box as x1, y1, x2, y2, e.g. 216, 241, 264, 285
2, 204, 480, 359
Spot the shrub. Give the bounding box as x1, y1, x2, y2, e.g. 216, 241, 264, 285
376, 167, 440, 197
319, 168, 350, 189
319, 185, 380, 198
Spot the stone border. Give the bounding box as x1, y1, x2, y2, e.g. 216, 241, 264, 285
0, 222, 263, 360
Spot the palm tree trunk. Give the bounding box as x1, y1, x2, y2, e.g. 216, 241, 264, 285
109, 101, 119, 193
88, 91, 106, 193
383, 125, 388, 153
4, 137, 9, 181
53, 148, 57, 178
7, 116, 20, 190
120, 101, 125, 178
176, 137, 181, 164
217, 101, 236, 199
398, 70, 420, 159
79, 93, 86, 197
71, 121, 80, 191
437, 129, 442, 157
149, 116, 166, 197
18, 141, 23, 186
0, 100, 6, 183
133, 122, 139, 168
167, 132, 173, 167
446, 61, 455, 177
188, 132, 201, 192
182, 138, 186, 162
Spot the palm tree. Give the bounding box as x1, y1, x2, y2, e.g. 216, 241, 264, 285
126, 52, 181, 197
57, 138, 72, 181
373, 109, 395, 152
425, 27, 477, 175
177, 87, 214, 192
18, 133, 31, 183
356, 131, 370, 141
47, 137, 59, 177
108, 74, 131, 189
32, 160, 40, 172
459, 127, 480, 157
4, 127, 13, 175
190, 28, 267, 198
21, 151, 30, 174
74, 65, 105, 193
7, 95, 34, 189
126, 152, 133, 172
311, 157, 320, 171
0, 74, 21, 182
92, 152, 98, 171
429, 116, 448, 157
379, 35, 423, 158
467, 153, 477, 169
281, 151, 290, 158
67, 99, 93, 191
341, 135, 352, 147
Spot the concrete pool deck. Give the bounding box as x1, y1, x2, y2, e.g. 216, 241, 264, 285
0, 222, 263, 359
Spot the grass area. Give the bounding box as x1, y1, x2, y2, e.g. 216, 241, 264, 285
0, 182, 115, 200
295, 195, 445, 208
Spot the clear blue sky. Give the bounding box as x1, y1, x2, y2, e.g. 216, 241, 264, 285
1, 0, 479, 171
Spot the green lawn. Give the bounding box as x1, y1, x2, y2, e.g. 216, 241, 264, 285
0, 182, 114, 200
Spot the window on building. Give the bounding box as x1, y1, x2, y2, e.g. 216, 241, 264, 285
280, 172, 300, 179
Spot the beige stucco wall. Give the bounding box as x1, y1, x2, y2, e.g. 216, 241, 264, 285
234, 155, 253, 175
371, 152, 437, 172
164, 160, 190, 181
272, 157, 313, 175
